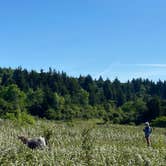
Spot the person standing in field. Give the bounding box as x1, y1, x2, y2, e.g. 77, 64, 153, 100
143, 122, 152, 146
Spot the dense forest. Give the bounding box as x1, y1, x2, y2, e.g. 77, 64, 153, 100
0, 67, 166, 126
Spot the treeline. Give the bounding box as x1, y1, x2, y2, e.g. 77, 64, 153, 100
0, 67, 166, 126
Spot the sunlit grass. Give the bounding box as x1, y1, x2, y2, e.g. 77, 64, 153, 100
0, 119, 165, 165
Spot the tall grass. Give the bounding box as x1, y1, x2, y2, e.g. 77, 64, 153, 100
0, 119, 165, 165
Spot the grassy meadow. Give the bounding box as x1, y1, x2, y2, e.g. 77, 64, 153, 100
0, 119, 166, 166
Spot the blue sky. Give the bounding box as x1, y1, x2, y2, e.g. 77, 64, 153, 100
0, 0, 166, 82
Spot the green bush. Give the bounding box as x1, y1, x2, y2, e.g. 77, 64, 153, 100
5, 112, 17, 121
20, 111, 35, 125
4, 110, 35, 125
151, 116, 166, 127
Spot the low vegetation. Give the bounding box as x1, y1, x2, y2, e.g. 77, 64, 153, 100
0, 119, 165, 165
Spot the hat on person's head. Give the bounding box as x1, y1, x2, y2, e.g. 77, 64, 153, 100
145, 122, 149, 126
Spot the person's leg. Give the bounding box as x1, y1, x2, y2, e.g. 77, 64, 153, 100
146, 136, 151, 146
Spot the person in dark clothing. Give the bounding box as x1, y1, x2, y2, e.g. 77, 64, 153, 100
143, 122, 152, 146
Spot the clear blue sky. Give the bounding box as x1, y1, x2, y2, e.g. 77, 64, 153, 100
0, 0, 166, 82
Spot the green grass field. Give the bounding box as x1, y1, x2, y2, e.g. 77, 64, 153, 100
0, 119, 166, 166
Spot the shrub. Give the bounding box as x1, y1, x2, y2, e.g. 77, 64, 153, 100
5, 112, 17, 121
20, 111, 35, 125
4, 110, 35, 125
151, 116, 166, 127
